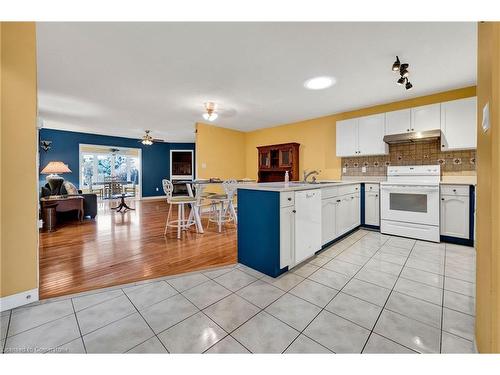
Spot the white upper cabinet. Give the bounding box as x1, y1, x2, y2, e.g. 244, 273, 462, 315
440, 97, 477, 150
336, 118, 358, 157
335, 98, 477, 157
411, 103, 441, 132
357, 114, 388, 156
385, 109, 411, 135
336, 115, 387, 157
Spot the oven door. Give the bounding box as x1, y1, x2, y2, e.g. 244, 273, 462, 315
380, 184, 440, 226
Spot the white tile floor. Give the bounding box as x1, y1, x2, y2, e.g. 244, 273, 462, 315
0, 229, 477, 354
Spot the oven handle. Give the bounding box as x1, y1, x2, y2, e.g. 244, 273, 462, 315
381, 185, 439, 192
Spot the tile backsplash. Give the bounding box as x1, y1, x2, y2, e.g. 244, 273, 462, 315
341, 140, 476, 177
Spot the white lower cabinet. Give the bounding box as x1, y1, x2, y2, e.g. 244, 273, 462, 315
364, 184, 380, 226
349, 193, 361, 229
279, 205, 295, 268
330, 191, 361, 241
440, 190, 470, 239
321, 197, 337, 246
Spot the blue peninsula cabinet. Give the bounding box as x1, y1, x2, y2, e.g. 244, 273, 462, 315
236, 183, 361, 278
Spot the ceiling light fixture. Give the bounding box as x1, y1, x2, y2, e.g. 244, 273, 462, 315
400, 63, 409, 78
141, 130, 154, 145
304, 76, 336, 90
203, 102, 219, 122
391, 56, 413, 90
392, 56, 401, 71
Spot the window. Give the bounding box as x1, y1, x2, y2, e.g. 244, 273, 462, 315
79, 145, 141, 194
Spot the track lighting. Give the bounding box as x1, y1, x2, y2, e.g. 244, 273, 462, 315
400, 63, 409, 78
391, 56, 401, 71
391, 56, 413, 90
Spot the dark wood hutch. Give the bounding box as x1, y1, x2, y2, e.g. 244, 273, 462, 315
257, 142, 300, 182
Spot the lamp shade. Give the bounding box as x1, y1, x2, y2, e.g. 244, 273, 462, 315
41, 161, 72, 174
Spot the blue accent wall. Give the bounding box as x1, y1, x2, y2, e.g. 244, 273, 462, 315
38, 128, 195, 197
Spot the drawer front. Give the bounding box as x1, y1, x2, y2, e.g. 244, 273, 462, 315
365, 183, 380, 192
337, 184, 360, 196
280, 191, 295, 207
321, 186, 339, 200
441, 185, 469, 197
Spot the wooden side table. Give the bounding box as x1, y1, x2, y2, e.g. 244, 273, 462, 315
40, 196, 85, 224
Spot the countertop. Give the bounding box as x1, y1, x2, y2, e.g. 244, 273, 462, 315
236, 180, 361, 192
236, 176, 476, 192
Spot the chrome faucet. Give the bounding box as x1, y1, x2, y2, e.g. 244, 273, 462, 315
303, 169, 320, 183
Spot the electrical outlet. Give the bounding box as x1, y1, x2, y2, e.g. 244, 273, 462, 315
38, 219, 43, 228
202, 162, 207, 169
362, 166, 367, 173
156, 187, 159, 192
342, 167, 347, 173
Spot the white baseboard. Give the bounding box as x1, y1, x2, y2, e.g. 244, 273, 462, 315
0, 288, 39, 312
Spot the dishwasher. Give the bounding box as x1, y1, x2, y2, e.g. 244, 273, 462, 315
294, 189, 322, 265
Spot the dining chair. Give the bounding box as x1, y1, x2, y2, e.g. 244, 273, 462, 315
162, 179, 197, 239
207, 179, 238, 232
89, 183, 104, 199
124, 183, 136, 197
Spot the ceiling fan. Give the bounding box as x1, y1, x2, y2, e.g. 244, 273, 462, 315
139, 130, 165, 145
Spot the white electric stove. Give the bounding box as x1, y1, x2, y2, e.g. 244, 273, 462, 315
380, 165, 441, 242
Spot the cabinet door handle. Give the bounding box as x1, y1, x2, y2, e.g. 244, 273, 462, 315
336, 199, 341, 203
407, 129, 410, 132
441, 198, 445, 201
292, 210, 296, 213
375, 194, 378, 197
287, 197, 292, 201
453, 189, 457, 192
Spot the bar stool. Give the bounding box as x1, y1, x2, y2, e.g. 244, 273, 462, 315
162, 179, 197, 239
207, 179, 238, 233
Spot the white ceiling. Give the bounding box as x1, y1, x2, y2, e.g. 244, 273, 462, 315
36, 22, 477, 142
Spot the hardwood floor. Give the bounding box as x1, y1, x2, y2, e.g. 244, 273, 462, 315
39, 199, 237, 299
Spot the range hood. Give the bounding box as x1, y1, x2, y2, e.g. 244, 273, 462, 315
383, 129, 441, 145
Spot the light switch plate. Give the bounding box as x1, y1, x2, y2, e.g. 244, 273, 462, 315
202, 162, 207, 169
342, 167, 347, 173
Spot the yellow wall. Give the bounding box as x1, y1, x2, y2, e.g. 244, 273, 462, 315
476, 21, 500, 353
0, 22, 39, 298
244, 86, 476, 180
195, 122, 247, 180
245, 116, 340, 180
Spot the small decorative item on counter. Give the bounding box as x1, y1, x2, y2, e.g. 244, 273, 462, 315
284, 170, 289, 186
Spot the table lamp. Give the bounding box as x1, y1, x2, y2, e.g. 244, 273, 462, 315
41, 161, 72, 195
